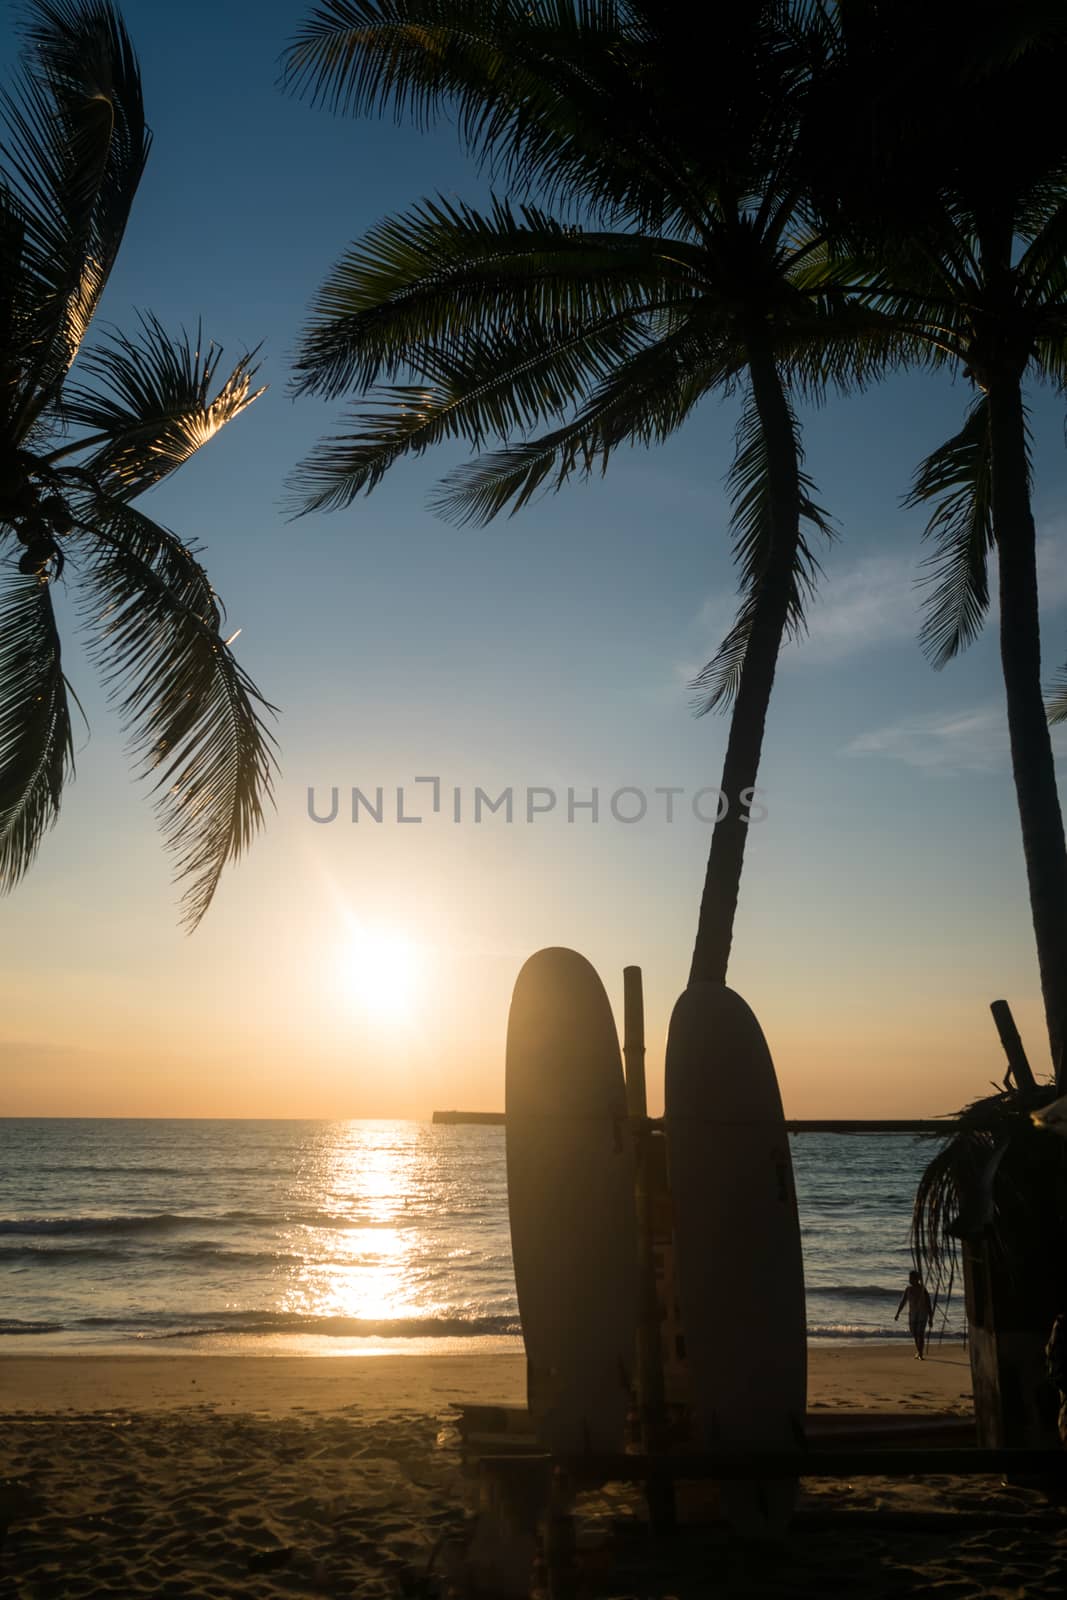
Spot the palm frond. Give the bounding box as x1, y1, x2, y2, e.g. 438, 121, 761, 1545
55, 314, 264, 499
906, 395, 996, 667
292, 194, 702, 400
1048, 667, 1067, 724
283, 3, 866, 538
430, 432, 583, 526
774, 257, 928, 397
690, 386, 832, 714
282, 0, 523, 123
0, 566, 74, 893
0, 1, 150, 413
429, 322, 736, 525
282, 2, 683, 229
0, 184, 25, 326
912, 1127, 993, 1308
282, 3, 806, 237
287, 300, 685, 515
1016, 194, 1067, 307
72, 493, 276, 929
912, 1083, 1065, 1312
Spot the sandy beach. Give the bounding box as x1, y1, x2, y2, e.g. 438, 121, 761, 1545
0, 1338, 973, 1417
3, 1341, 1065, 1598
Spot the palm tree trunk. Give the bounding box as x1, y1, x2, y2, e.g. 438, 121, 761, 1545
688, 336, 801, 987
989, 376, 1067, 1088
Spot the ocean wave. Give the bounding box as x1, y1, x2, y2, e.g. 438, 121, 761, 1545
0, 1213, 196, 1238
29, 1165, 207, 1177
0, 1241, 308, 1268
0, 1236, 510, 1270
213, 1210, 422, 1232
0, 1311, 963, 1344
26, 1164, 322, 1178
0, 1243, 132, 1265
806, 1284, 898, 1301
806, 1323, 965, 1341
0, 1123, 953, 1351
0, 1211, 412, 1239
166, 1242, 304, 1265
70, 1311, 523, 1340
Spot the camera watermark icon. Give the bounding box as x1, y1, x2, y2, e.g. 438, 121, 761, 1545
307, 777, 768, 826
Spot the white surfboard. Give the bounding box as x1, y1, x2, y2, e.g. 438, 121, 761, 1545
665, 982, 806, 1539
506, 947, 639, 1454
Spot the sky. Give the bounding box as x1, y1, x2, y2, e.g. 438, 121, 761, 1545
2, 0, 1066, 1120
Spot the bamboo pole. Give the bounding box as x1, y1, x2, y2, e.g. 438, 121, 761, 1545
622, 966, 647, 1118
622, 965, 673, 1531
990, 999, 1038, 1094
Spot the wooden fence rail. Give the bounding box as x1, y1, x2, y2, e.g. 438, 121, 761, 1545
553, 1446, 1067, 1481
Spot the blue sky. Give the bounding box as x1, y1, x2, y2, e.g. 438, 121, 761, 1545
1, 0, 1065, 1118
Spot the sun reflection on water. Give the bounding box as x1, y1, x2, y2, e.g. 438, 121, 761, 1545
273, 1123, 449, 1326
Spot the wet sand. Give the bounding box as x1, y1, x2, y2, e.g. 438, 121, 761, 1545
0, 1339, 973, 1417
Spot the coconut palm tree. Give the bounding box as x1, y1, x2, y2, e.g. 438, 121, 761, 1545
0, 0, 275, 929
282, 0, 891, 986
810, 0, 1067, 1087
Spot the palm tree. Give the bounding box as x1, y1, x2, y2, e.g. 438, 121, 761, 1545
811, 0, 1067, 1087
0, 0, 275, 929
282, 0, 889, 986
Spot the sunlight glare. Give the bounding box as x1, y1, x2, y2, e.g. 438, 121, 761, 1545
339, 923, 422, 1027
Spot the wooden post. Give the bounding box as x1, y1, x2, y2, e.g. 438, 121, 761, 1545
990, 999, 1037, 1094
623, 966, 674, 1531
467, 1454, 553, 1597
623, 966, 647, 1119
542, 1466, 577, 1600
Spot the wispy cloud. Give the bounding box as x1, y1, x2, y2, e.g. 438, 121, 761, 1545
799, 553, 919, 663
846, 702, 1009, 775
1034, 527, 1067, 616
689, 551, 920, 679
786, 528, 1067, 664
683, 516, 1067, 691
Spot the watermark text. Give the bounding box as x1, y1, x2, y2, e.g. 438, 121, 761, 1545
306, 779, 768, 827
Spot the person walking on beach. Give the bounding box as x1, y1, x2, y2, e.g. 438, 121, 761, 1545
895, 1270, 934, 1359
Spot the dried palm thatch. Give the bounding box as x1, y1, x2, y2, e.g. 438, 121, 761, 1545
911, 1082, 1066, 1318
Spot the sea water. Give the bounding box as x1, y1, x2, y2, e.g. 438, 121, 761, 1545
0, 1120, 963, 1350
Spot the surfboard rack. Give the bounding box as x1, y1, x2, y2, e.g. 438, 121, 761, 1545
552, 1445, 1067, 1481
453, 1404, 979, 1458
488, 952, 1046, 1592
464, 1444, 1066, 1598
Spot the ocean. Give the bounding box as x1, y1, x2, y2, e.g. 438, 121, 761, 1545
0, 1120, 964, 1351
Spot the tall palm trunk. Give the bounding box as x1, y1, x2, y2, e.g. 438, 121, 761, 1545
988, 376, 1067, 1088
689, 333, 801, 987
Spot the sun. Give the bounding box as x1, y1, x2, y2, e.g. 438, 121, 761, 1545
340, 923, 422, 1026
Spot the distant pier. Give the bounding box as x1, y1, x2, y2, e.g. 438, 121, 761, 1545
432, 1111, 955, 1134
432, 1110, 507, 1126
